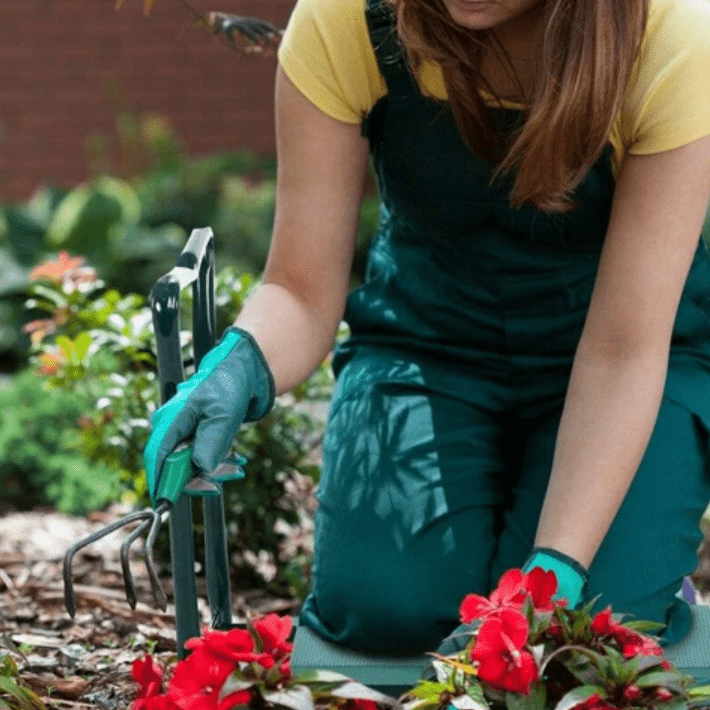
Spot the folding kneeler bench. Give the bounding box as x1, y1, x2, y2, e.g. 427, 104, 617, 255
78, 228, 710, 696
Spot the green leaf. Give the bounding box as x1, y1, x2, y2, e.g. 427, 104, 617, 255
330, 681, 404, 708
577, 594, 604, 618
450, 695, 489, 710
636, 671, 684, 689
55, 335, 74, 362
296, 669, 359, 685
505, 682, 546, 710
218, 675, 255, 700
74, 332, 92, 361
687, 685, 710, 697
407, 682, 450, 701
623, 620, 667, 633
262, 685, 315, 710
28, 283, 67, 309
465, 683, 488, 707
660, 699, 689, 710
553, 685, 606, 710
0, 677, 47, 710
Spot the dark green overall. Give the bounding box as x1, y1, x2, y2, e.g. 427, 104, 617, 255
299, 0, 710, 655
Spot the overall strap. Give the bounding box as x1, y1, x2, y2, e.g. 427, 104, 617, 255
364, 0, 419, 97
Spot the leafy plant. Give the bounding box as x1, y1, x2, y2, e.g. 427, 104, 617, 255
0, 639, 48, 710
23, 250, 336, 596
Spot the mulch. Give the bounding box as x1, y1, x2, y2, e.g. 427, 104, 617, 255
0, 506, 301, 710
2, 508, 710, 710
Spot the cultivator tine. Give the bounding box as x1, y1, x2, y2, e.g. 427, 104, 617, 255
145, 501, 171, 611
120, 518, 153, 610
63, 509, 155, 617
63, 501, 172, 617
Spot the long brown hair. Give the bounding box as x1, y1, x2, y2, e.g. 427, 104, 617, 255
386, 0, 649, 212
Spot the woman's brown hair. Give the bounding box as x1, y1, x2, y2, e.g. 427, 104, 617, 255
386, 0, 649, 212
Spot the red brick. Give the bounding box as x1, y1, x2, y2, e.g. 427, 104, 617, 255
0, 0, 294, 200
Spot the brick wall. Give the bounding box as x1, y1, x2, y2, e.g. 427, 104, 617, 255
0, 0, 296, 201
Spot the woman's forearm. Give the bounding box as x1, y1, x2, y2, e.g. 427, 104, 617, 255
234, 282, 344, 396
533, 340, 669, 569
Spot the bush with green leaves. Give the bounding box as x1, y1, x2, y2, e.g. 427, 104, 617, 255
0, 647, 46, 710
22, 251, 336, 596
0, 369, 122, 514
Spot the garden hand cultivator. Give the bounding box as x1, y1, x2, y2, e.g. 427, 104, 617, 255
62, 440, 245, 617
63, 228, 243, 650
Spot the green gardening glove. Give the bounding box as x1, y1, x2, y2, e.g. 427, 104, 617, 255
143, 326, 275, 506
522, 546, 590, 609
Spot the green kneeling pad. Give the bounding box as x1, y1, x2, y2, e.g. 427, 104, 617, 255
290, 604, 710, 694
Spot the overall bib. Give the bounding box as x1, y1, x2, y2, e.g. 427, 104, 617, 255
299, 0, 710, 655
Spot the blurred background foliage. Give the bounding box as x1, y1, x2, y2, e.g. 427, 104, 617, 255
0, 112, 380, 598
0, 111, 380, 372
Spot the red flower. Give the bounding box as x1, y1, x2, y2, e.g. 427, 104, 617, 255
573, 694, 619, 710
661, 660, 673, 671
622, 685, 642, 702
471, 609, 539, 694
460, 569, 528, 623
278, 658, 291, 679
184, 627, 272, 668
338, 701, 380, 710
132, 656, 164, 710
216, 689, 252, 710
168, 651, 236, 709
590, 608, 616, 636
29, 252, 86, 281
523, 567, 558, 612
653, 687, 675, 702
610, 626, 663, 659
252, 613, 294, 661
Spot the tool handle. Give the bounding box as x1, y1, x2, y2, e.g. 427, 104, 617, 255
157, 441, 246, 505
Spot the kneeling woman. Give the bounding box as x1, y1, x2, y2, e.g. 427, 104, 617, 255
145, 0, 710, 654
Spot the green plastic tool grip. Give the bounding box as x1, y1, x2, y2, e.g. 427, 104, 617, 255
156, 443, 247, 506
157, 443, 199, 505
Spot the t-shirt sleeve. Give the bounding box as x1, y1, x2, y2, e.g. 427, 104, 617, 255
277, 0, 386, 124
623, 0, 710, 155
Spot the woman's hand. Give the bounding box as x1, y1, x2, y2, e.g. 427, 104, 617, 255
522, 547, 589, 609
143, 327, 274, 504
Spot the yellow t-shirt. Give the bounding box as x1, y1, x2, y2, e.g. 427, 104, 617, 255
278, 0, 710, 174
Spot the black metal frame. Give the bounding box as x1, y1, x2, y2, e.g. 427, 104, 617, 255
150, 227, 233, 657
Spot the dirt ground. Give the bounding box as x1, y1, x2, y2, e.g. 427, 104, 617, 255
1, 508, 710, 710
0, 506, 301, 710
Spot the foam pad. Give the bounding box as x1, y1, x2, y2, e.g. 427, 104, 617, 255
291, 605, 710, 692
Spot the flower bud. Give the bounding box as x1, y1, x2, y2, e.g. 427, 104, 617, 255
623, 685, 641, 701
653, 687, 674, 702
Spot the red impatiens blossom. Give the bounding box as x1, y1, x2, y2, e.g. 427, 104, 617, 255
590, 608, 618, 636
460, 569, 528, 623
590, 607, 663, 658
185, 627, 273, 668
338, 700, 381, 710
523, 567, 558, 612
168, 650, 237, 709
573, 693, 619, 710
471, 609, 539, 695
623, 684, 642, 702
654, 687, 675, 702
252, 613, 294, 661
132, 656, 165, 710
611, 626, 663, 659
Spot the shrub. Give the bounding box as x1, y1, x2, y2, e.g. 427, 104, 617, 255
23, 251, 336, 597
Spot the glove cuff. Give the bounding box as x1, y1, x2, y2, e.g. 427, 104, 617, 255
529, 546, 589, 580
223, 326, 276, 421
